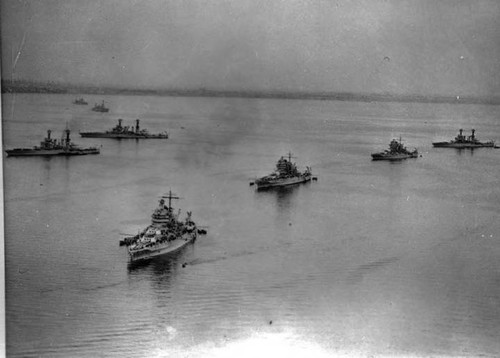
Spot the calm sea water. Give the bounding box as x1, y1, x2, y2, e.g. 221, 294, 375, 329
3, 93, 500, 357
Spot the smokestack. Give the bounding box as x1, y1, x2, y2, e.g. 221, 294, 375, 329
65, 128, 71, 145
136, 119, 140, 133
47, 130, 51, 139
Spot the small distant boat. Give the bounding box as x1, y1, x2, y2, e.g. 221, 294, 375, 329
251, 152, 316, 189
122, 191, 206, 263
5, 127, 100, 157
371, 137, 418, 161
432, 129, 495, 148
92, 100, 109, 112
73, 98, 88, 105
80, 119, 169, 139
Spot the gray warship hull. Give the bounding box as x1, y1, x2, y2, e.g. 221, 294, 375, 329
6, 148, 100, 157
128, 232, 196, 263
432, 141, 494, 148
255, 173, 312, 189
371, 152, 418, 161
80, 132, 168, 139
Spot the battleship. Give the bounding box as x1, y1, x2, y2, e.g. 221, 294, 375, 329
122, 191, 205, 263
80, 119, 169, 139
73, 97, 88, 105
432, 129, 495, 148
92, 100, 109, 112
371, 137, 418, 161
5, 127, 100, 157
251, 152, 315, 189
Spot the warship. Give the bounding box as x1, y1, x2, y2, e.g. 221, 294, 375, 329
80, 119, 168, 139
251, 152, 315, 189
73, 98, 88, 105
432, 129, 495, 148
122, 191, 204, 263
92, 100, 109, 112
5, 127, 100, 157
371, 137, 418, 161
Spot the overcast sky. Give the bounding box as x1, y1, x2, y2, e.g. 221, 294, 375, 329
1, 0, 500, 96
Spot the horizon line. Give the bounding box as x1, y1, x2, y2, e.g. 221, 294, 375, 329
2, 79, 500, 105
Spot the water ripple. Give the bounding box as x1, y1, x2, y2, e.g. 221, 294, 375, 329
346, 256, 400, 284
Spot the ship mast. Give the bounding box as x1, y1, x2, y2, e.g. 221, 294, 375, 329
161, 190, 180, 211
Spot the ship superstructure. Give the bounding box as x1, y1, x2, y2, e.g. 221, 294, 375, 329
371, 137, 418, 161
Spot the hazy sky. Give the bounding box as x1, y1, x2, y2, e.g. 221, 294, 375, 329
1, 0, 500, 96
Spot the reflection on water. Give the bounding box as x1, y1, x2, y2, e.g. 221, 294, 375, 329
456, 147, 476, 156
256, 184, 300, 210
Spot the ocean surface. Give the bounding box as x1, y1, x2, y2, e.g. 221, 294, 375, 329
3, 93, 500, 357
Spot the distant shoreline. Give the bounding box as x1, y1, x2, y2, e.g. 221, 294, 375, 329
2, 81, 500, 105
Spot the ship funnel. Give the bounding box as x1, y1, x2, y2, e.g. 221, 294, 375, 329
47, 130, 51, 139
65, 128, 71, 144
459, 129, 463, 135
118, 119, 123, 127
136, 119, 140, 133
